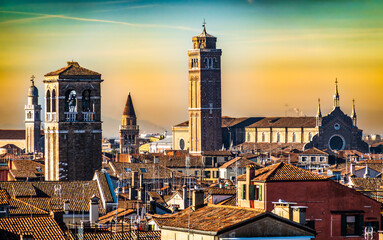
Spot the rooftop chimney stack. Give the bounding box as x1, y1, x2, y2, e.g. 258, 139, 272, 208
89, 195, 100, 224
192, 189, 204, 211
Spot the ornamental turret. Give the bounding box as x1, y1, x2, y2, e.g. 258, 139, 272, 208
351, 99, 357, 127
333, 78, 340, 109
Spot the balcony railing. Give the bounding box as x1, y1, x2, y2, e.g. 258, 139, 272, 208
82, 112, 95, 122
65, 112, 77, 122
120, 125, 139, 130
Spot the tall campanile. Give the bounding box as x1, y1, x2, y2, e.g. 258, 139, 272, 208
188, 23, 222, 154
43, 61, 103, 181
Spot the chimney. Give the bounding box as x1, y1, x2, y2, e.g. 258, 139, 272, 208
272, 199, 293, 221
63, 200, 69, 214
192, 189, 204, 211
246, 164, 256, 200
19, 231, 34, 240
350, 163, 355, 175
50, 210, 64, 230
182, 185, 188, 209
132, 171, 138, 189
291, 206, 307, 225
89, 195, 99, 224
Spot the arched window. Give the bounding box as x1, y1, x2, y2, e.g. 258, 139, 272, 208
51, 89, 56, 112
65, 90, 77, 112
210, 58, 214, 68
82, 90, 91, 112
46, 90, 51, 113
204, 58, 209, 69
179, 138, 185, 150
292, 132, 296, 142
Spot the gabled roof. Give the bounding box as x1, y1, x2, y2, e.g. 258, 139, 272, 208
219, 157, 260, 169
300, 148, 329, 156
238, 162, 328, 182
123, 93, 136, 118
161, 205, 264, 233
0, 216, 67, 240
98, 208, 135, 224
44, 61, 101, 79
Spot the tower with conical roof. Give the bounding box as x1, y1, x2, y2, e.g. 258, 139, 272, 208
188, 22, 222, 154
120, 93, 139, 154
43, 61, 103, 181
25, 75, 41, 154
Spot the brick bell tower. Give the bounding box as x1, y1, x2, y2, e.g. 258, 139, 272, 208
43, 61, 103, 181
188, 22, 222, 154
119, 93, 139, 154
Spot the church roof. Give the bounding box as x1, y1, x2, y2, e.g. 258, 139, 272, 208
246, 117, 316, 128
44, 61, 101, 79
122, 93, 136, 118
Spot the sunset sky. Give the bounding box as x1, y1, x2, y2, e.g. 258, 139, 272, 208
0, 0, 382, 137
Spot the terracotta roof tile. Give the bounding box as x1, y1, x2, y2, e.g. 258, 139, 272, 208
300, 148, 329, 156
161, 205, 264, 232
0, 216, 66, 240
44, 61, 101, 79
246, 162, 328, 182
219, 157, 260, 169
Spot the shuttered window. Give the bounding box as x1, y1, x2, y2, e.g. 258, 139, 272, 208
258, 185, 262, 201
249, 185, 255, 200
241, 184, 246, 199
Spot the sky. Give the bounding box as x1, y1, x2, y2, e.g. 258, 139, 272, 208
0, 0, 382, 137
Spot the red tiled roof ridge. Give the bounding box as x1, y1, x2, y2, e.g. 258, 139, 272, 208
206, 203, 265, 212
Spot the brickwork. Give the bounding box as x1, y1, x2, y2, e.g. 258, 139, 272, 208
188, 26, 222, 154
43, 62, 103, 181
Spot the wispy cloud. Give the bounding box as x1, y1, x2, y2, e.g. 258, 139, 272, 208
0, 10, 196, 31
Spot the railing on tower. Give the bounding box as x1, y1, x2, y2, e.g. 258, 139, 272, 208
120, 125, 139, 130
82, 112, 95, 122
65, 112, 77, 122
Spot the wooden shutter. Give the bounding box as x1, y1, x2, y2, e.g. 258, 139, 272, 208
258, 185, 262, 201
356, 215, 364, 236
341, 214, 346, 236
249, 185, 255, 200
241, 184, 246, 199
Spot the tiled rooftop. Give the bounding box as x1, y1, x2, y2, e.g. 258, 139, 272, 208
238, 162, 328, 182
161, 204, 264, 232
44, 61, 101, 79
219, 157, 259, 169
0, 216, 66, 240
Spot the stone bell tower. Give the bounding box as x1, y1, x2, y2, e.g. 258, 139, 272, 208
188, 22, 222, 154
43, 61, 103, 181
25, 75, 41, 154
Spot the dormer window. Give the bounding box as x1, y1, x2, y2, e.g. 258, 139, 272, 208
140, 168, 147, 173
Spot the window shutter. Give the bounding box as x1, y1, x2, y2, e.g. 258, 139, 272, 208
341, 214, 346, 236
249, 185, 255, 200
258, 185, 262, 201
356, 215, 364, 236
241, 184, 246, 199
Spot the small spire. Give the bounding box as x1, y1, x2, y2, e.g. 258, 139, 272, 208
351, 99, 356, 117
202, 19, 207, 34
30, 75, 35, 86
333, 78, 340, 108
316, 98, 322, 118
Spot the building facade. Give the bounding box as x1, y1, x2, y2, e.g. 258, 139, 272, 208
119, 93, 139, 154
25, 76, 41, 154
43, 61, 103, 181
188, 24, 222, 154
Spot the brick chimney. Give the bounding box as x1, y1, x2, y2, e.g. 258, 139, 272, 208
182, 185, 188, 209
192, 189, 204, 211
272, 199, 307, 225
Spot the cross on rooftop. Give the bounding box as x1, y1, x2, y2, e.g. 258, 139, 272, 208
202, 19, 206, 28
